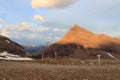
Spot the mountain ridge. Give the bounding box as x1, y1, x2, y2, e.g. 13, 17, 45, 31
57, 25, 120, 48
0, 35, 27, 57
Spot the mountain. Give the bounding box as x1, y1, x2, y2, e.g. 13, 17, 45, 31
57, 25, 120, 48
31, 25, 120, 60
22, 44, 46, 53
0, 35, 28, 57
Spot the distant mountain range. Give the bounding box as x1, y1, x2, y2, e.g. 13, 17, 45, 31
22, 44, 46, 53
31, 25, 120, 60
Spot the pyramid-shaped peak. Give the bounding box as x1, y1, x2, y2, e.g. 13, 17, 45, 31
71, 24, 81, 30
57, 24, 120, 48
70, 24, 93, 34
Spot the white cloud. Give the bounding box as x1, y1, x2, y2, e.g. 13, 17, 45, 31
53, 28, 66, 32
53, 28, 60, 32
13, 22, 31, 31
0, 22, 31, 38
55, 37, 60, 41
33, 15, 45, 22
28, 34, 37, 39
61, 29, 66, 32
1, 24, 10, 37
0, 18, 4, 23
46, 36, 52, 39
32, 0, 78, 9
38, 27, 49, 32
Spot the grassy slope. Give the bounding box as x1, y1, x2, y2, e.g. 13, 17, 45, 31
0, 59, 120, 80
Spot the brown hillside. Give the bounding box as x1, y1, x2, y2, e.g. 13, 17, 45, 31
57, 25, 120, 48
0, 35, 27, 56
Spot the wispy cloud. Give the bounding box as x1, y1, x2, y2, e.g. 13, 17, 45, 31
14, 22, 31, 31
28, 34, 37, 39
31, 0, 78, 9
55, 37, 60, 41
0, 18, 4, 23
33, 15, 45, 22
1, 24, 10, 37
53, 28, 66, 32
0, 22, 31, 37
38, 27, 49, 32
53, 28, 60, 32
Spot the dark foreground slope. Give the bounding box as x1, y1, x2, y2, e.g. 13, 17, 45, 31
0, 35, 27, 56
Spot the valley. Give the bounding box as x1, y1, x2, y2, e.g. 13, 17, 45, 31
0, 0, 120, 80
0, 25, 120, 80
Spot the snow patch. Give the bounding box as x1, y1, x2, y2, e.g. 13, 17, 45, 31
6, 40, 11, 43
0, 52, 34, 60
107, 52, 118, 60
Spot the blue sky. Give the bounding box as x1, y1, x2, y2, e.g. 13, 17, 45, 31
0, 0, 120, 45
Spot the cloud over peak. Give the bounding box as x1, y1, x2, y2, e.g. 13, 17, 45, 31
32, 0, 78, 9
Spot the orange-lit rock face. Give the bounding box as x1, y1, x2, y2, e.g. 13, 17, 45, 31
57, 25, 120, 48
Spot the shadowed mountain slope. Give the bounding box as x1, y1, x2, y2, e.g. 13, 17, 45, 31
0, 35, 27, 57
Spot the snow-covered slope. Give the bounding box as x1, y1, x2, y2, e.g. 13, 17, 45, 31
0, 52, 33, 60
